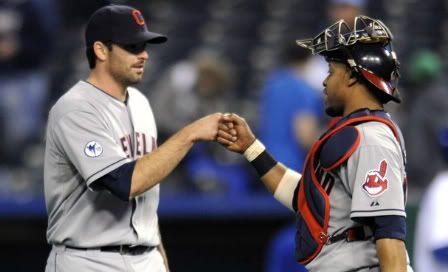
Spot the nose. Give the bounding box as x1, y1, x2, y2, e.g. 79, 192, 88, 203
323, 77, 327, 87
139, 50, 149, 60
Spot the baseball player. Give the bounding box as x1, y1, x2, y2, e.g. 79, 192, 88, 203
218, 16, 413, 271
43, 5, 224, 272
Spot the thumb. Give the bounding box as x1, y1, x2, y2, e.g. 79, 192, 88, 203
223, 113, 245, 126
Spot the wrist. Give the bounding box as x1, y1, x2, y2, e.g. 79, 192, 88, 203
243, 139, 265, 161
244, 139, 278, 176
176, 126, 196, 146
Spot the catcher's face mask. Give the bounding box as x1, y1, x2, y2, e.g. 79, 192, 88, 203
296, 16, 393, 54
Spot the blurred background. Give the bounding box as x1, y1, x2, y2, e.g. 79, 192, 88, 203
1, 0, 447, 271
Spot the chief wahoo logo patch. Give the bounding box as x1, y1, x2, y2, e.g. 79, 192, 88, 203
362, 160, 389, 197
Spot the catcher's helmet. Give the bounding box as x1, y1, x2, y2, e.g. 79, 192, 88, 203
296, 15, 401, 103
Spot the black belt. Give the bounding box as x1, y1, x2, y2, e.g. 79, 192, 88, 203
327, 226, 372, 244
65, 245, 155, 255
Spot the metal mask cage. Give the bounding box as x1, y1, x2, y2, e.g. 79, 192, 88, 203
296, 15, 393, 55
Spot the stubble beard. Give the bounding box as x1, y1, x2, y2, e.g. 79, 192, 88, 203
112, 66, 142, 87
325, 105, 344, 117
123, 75, 142, 86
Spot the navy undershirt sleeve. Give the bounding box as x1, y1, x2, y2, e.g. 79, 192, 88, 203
373, 215, 406, 241
94, 161, 136, 202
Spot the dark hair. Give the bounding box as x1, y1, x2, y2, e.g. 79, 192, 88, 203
85, 41, 112, 69
369, 86, 393, 104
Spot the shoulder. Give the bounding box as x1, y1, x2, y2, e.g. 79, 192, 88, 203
355, 121, 400, 151
49, 81, 99, 123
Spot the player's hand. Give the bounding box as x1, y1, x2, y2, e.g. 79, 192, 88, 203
186, 112, 223, 142
217, 113, 256, 153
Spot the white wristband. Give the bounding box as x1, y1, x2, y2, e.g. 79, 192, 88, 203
243, 139, 266, 162
273, 168, 302, 211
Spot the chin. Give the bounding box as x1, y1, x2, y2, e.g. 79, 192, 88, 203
125, 78, 142, 86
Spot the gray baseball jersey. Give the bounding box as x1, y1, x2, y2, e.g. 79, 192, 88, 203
44, 80, 160, 248
305, 121, 411, 272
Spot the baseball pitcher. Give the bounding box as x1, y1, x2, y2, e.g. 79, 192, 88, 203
44, 4, 224, 272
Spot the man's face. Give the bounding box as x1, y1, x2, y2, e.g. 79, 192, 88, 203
107, 42, 149, 86
322, 62, 350, 117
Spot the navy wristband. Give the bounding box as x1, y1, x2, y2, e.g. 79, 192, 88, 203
251, 150, 277, 176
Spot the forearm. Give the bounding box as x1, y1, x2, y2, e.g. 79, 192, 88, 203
130, 128, 193, 197
218, 113, 300, 209
244, 139, 286, 193
376, 238, 407, 272
260, 163, 287, 193
246, 140, 300, 210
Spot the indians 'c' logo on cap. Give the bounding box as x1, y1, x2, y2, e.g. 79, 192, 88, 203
362, 160, 389, 197
132, 9, 145, 26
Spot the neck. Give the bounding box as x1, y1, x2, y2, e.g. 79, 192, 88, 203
87, 68, 127, 102
343, 85, 383, 117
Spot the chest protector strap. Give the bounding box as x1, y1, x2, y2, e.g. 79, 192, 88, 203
295, 110, 402, 264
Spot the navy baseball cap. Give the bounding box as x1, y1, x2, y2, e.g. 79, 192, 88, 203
85, 5, 167, 48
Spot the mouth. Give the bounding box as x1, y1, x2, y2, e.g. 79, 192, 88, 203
132, 64, 145, 73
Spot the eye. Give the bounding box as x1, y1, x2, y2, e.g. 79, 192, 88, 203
120, 42, 147, 54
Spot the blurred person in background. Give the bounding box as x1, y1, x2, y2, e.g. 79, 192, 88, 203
302, 0, 366, 91
257, 41, 329, 272
258, 43, 323, 172
0, 0, 55, 194
48, 0, 110, 103
414, 128, 448, 272
150, 50, 252, 195
399, 50, 448, 190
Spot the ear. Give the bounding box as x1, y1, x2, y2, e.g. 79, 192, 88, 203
93, 41, 109, 63
346, 69, 358, 87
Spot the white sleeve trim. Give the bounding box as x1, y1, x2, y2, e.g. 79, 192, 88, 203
273, 169, 302, 211
350, 209, 406, 218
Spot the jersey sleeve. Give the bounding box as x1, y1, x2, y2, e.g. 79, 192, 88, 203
348, 143, 406, 218
52, 110, 129, 186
